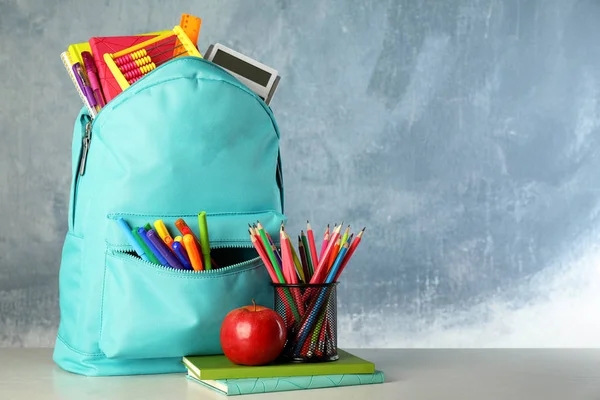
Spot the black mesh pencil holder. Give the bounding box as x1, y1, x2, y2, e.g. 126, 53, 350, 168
273, 283, 338, 363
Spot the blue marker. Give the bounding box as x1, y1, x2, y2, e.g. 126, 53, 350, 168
138, 227, 168, 266
116, 218, 149, 261
172, 241, 192, 270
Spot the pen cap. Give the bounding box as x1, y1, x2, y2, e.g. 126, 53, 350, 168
81, 51, 97, 72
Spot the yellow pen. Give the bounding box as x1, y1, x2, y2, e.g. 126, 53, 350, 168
153, 220, 170, 241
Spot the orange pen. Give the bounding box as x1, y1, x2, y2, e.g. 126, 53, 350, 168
175, 219, 201, 246
176, 218, 219, 269
183, 234, 204, 271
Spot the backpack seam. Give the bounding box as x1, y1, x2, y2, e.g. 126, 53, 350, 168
56, 334, 105, 357
105, 210, 280, 218
98, 249, 109, 348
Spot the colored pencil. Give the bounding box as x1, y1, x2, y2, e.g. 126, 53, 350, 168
280, 224, 295, 283
325, 241, 349, 283
288, 233, 305, 283
250, 229, 278, 283
247, 219, 366, 358
256, 222, 284, 283
300, 230, 313, 279
295, 244, 349, 354
306, 222, 318, 275
310, 224, 342, 284
340, 225, 350, 248
334, 229, 364, 281
298, 236, 310, 283
327, 236, 341, 271
319, 224, 330, 261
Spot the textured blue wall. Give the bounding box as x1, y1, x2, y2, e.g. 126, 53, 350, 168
2, 0, 600, 347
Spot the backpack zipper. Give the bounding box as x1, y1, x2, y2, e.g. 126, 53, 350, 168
71, 116, 92, 230
79, 120, 92, 176
112, 242, 260, 275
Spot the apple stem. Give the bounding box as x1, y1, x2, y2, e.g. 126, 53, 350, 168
252, 299, 256, 311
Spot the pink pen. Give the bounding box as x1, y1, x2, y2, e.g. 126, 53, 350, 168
81, 51, 106, 108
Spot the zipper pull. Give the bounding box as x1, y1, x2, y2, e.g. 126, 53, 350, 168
79, 120, 92, 176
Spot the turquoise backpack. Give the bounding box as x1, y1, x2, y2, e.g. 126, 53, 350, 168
53, 56, 286, 376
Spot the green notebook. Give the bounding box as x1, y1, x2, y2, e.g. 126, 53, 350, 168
186, 370, 385, 396
182, 349, 375, 380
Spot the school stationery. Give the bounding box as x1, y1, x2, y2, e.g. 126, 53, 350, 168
154, 219, 170, 240
198, 211, 212, 270
335, 229, 364, 281
138, 227, 168, 266
300, 231, 313, 279
60, 51, 97, 118
177, 13, 202, 52
182, 349, 375, 381
183, 234, 204, 271
115, 218, 148, 261
319, 225, 330, 262
306, 222, 318, 272
104, 26, 201, 92
298, 237, 309, 280
175, 218, 201, 248
252, 221, 364, 361
72, 62, 99, 112
67, 42, 91, 66
172, 241, 192, 270
81, 51, 106, 108
249, 231, 278, 283
147, 229, 183, 270
132, 228, 160, 264
186, 370, 385, 396
88, 31, 168, 103
204, 43, 280, 105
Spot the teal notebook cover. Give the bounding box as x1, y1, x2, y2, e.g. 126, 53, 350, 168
186, 370, 385, 396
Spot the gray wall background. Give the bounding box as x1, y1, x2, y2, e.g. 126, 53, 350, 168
2, 0, 600, 348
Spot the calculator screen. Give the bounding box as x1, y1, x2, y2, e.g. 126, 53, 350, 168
212, 49, 272, 86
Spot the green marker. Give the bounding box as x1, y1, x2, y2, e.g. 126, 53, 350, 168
198, 212, 212, 270
132, 228, 160, 264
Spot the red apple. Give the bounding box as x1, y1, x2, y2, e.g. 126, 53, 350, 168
220, 300, 287, 366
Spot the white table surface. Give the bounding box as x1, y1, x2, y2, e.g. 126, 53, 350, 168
1, 348, 600, 399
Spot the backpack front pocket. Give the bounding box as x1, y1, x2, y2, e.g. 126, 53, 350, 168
98, 210, 283, 360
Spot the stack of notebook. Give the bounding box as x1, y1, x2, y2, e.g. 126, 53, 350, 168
182, 349, 384, 396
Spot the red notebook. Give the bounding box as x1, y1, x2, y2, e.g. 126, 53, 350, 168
89, 32, 167, 103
